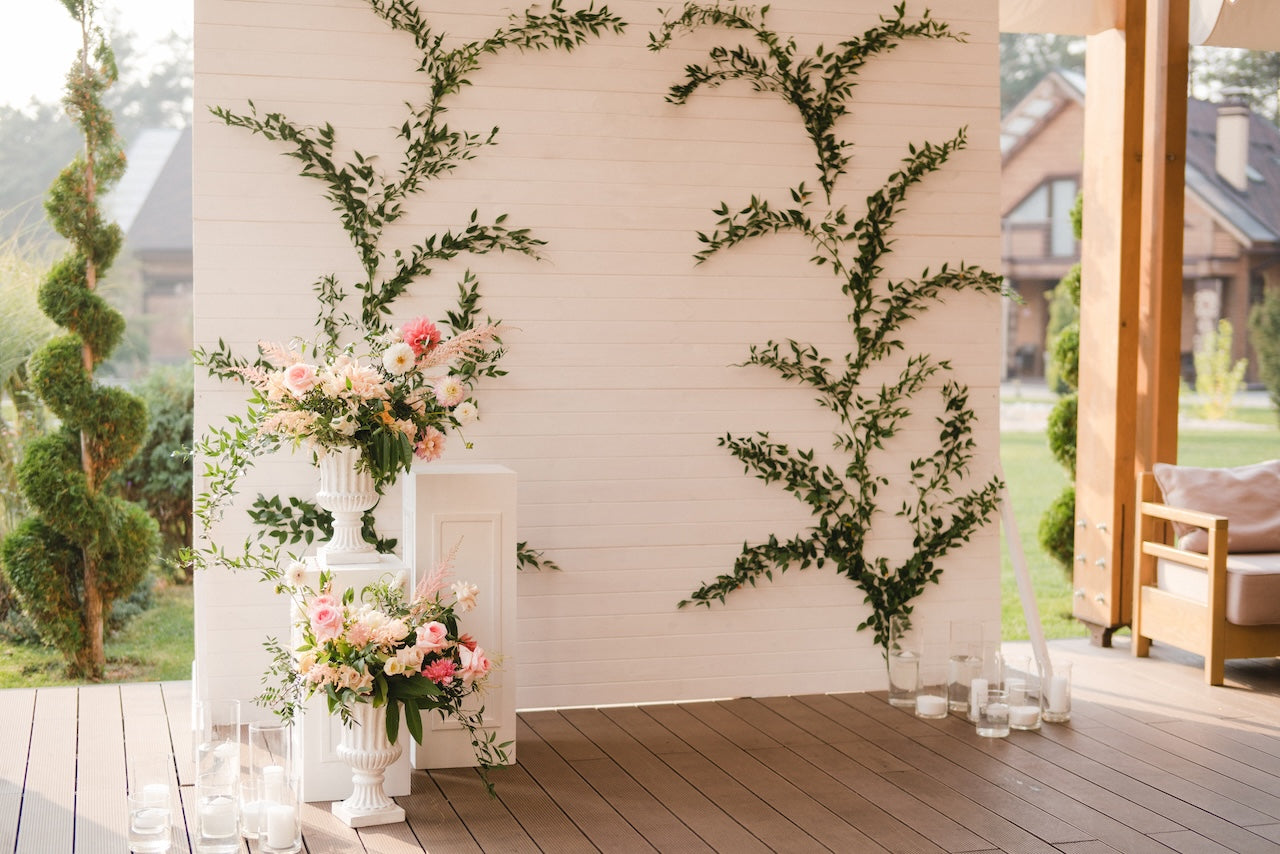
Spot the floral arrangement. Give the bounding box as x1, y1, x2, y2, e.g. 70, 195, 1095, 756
237, 316, 501, 486
261, 547, 510, 777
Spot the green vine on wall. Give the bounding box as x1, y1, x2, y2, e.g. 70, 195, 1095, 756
651, 2, 1004, 648
193, 0, 625, 580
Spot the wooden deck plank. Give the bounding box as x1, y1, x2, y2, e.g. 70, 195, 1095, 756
645, 700, 890, 852
0, 689, 35, 853
74, 684, 127, 854
297, 798, 369, 853
525, 711, 715, 853
422, 766, 537, 853
560, 707, 773, 854
473, 754, 597, 853
16, 687, 78, 854
161, 681, 195, 786
513, 716, 656, 851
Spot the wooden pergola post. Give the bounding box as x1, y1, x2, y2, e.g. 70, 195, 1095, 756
1072, 0, 1148, 644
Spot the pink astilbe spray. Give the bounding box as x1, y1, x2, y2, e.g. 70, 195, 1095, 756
416, 323, 504, 370
411, 538, 463, 613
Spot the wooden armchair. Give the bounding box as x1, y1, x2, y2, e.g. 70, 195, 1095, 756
1133, 469, 1280, 685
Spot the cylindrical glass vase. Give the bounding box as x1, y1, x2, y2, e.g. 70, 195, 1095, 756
1042, 659, 1072, 723
243, 720, 301, 853
127, 753, 175, 853
886, 615, 920, 708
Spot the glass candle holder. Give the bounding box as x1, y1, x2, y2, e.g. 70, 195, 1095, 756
975, 688, 1010, 738
886, 615, 920, 708
947, 622, 984, 714
127, 753, 174, 853
194, 779, 240, 853
245, 720, 301, 853
915, 621, 949, 719
1043, 659, 1072, 723
1004, 656, 1042, 731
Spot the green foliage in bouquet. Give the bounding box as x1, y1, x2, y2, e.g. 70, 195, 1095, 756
651, 2, 1005, 647
193, 0, 626, 580
0, 0, 159, 679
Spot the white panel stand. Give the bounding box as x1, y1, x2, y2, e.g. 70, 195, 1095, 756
295, 554, 411, 803
403, 464, 517, 769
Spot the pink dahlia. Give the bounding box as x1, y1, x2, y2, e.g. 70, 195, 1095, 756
401, 317, 442, 356
423, 658, 456, 686
414, 426, 445, 461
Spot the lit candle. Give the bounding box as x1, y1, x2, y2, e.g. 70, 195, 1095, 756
969, 678, 988, 720
266, 803, 296, 848
199, 795, 238, 838
915, 694, 948, 717
1047, 675, 1070, 713
1009, 704, 1041, 728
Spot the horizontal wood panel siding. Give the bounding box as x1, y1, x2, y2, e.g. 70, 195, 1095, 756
193, 0, 1002, 708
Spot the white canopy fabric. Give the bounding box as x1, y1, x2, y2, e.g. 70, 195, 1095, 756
1000, 0, 1280, 48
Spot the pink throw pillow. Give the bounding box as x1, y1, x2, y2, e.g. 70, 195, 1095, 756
1151, 460, 1280, 554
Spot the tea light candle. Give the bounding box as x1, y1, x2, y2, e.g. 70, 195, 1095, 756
969, 678, 988, 720
132, 805, 169, 829
200, 795, 237, 838
266, 803, 296, 848
1047, 675, 1070, 713
915, 694, 947, 717
1009, 704, 1041, 728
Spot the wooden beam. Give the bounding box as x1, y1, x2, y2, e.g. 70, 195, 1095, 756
1073, 0, 1146, 641
1135, 0, 1189, 474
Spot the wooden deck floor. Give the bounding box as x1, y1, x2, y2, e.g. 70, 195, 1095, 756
2, 638, 1278, 853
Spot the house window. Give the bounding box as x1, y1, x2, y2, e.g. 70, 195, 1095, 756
1007, 177, 1079, 258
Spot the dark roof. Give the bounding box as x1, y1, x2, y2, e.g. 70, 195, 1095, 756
1185, 98, 1280, 246
126, 125, 192, 254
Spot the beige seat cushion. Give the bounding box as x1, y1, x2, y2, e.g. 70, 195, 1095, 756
1157, 552, 1280, 625
1152, 460, 1280, 553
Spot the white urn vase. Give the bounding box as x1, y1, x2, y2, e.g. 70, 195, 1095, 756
331, 703, 406, 828
315, 446, 378, 566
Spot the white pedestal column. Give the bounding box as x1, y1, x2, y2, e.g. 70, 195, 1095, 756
403, 464, 517, 769
294, 554, 411, 803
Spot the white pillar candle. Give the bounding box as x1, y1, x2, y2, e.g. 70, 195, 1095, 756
969, 678, 988, 720
1009, 704, 1041, 728
200, 795, 238, 838
1047, 675, 1070, 713
266, 803, 296, 848
262, 764, 286, 804
915, 694, 948, 717
140, 782, 169, 806
241, 799, 263, 836
1005, 678, 1026, 706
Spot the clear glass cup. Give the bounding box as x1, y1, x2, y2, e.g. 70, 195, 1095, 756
127, 753, 174, 853
1043, 659, 1072, 723
887, 614, 920, 708
975, 688, 1010, 738
916, 620, 949, 719
1004, 656, 1042, 730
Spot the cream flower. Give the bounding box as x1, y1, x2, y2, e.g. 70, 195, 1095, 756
285, 560, 307, 588
453, 400, 478, 424
452, 581, 479, 613
433, 376, 466, 407
382, 342, 416, 376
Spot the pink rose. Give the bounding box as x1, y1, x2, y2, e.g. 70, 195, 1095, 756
402, 317, 442, 356
283, 363, 317, 397
458, 645, 491, 686
309, 604, 344, 643
415, 621, 449, 653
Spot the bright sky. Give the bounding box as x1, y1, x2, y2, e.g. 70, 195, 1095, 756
0, 0, 192, 108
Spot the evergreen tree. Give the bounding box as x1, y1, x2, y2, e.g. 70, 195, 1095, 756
0, 0, 158, 679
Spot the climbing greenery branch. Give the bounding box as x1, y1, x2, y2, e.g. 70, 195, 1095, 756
654, 2, 1003, 648
193, 0, 625, 581
649, 1, 960, 201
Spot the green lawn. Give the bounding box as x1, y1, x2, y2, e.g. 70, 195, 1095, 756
0, 584, 194, 688
1000, 417, 1280, 640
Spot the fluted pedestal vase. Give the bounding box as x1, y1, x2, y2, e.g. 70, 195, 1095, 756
315, 447, 378, 566
331, 703, 406, 828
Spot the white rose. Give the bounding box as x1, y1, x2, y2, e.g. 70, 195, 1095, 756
383, 657, 405, 676
451, 581, 479, 613
330, 415, 358, 437
454, 401, 478, 425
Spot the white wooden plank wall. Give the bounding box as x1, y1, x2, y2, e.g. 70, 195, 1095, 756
193, 0, 1003, 711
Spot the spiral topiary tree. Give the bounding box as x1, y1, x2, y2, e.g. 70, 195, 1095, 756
0, 0, 159, 679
